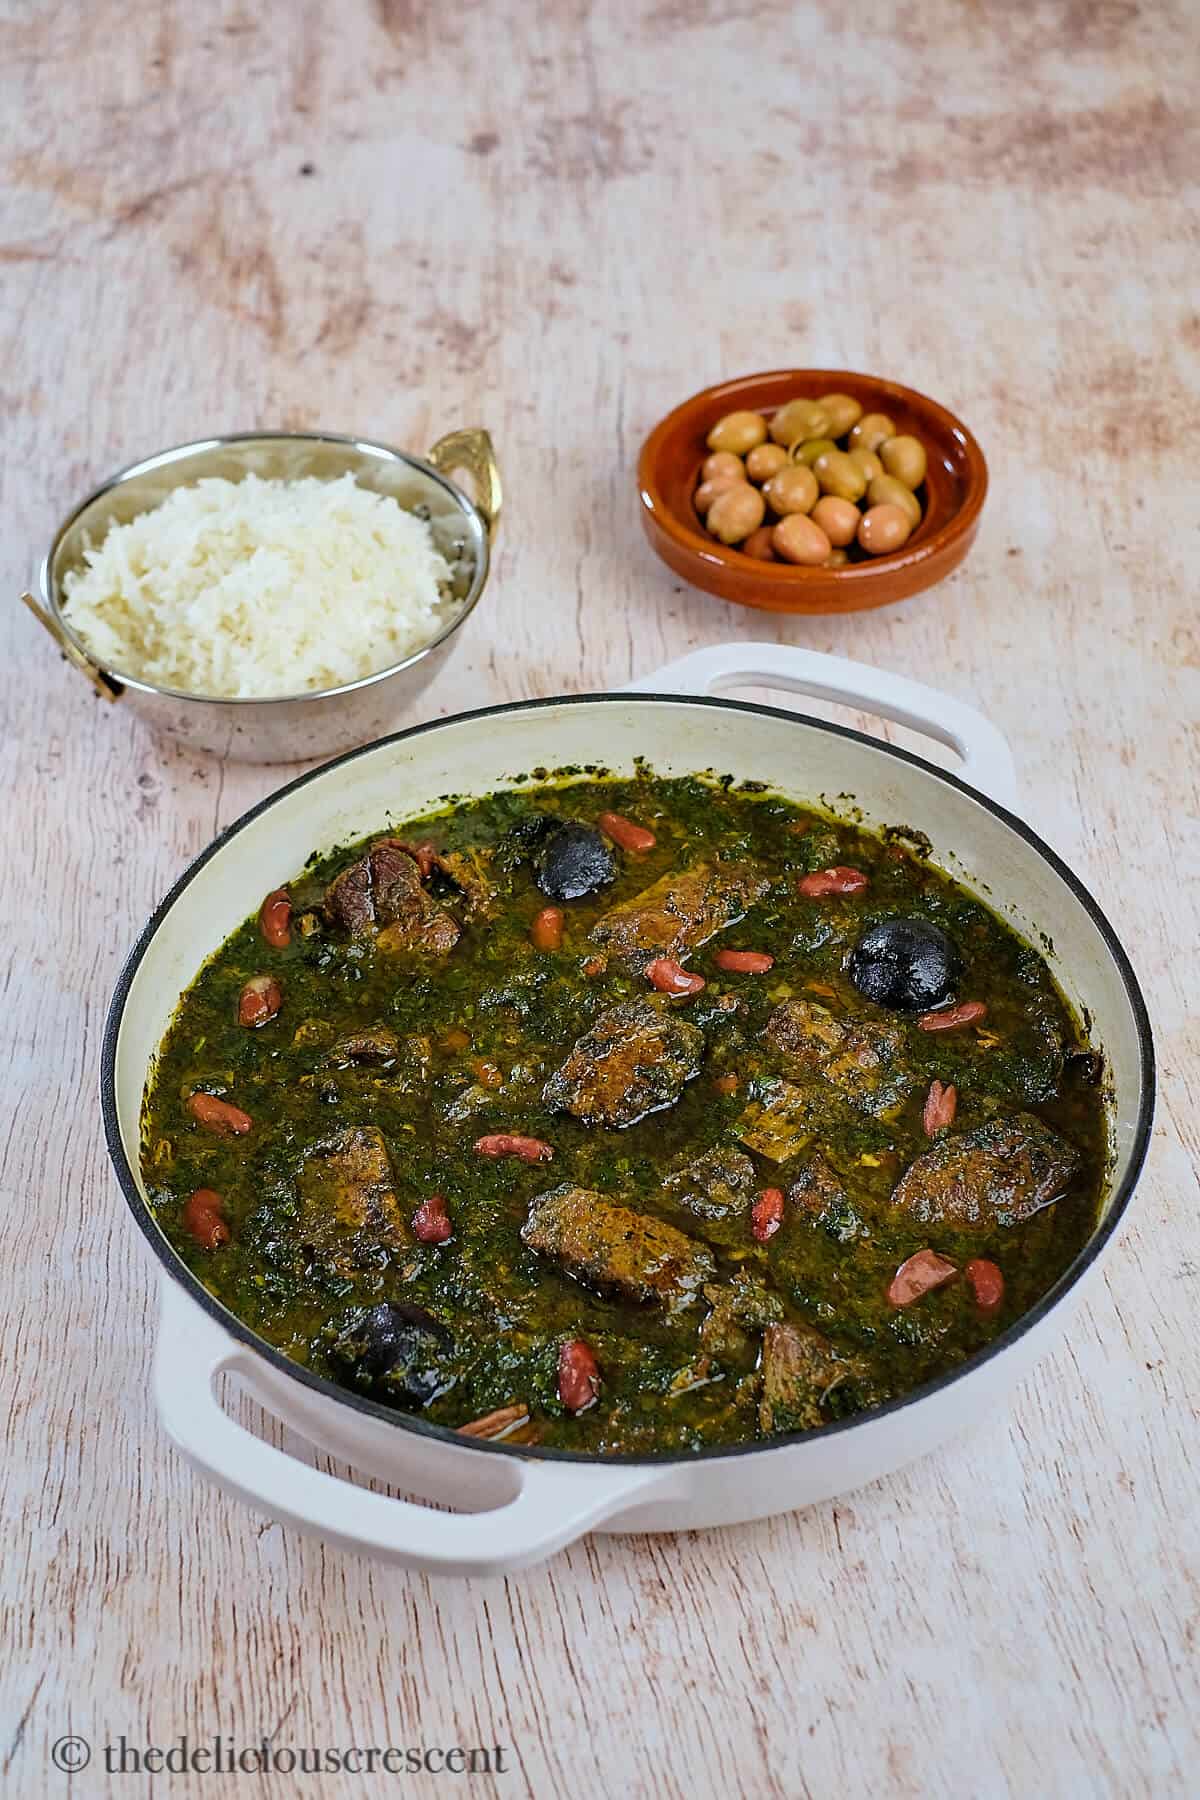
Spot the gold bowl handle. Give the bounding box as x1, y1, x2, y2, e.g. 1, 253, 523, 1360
426, 429, 502, 541
21, 591, 123, 701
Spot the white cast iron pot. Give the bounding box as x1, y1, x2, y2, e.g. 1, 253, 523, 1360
102, 645, 1154, 1576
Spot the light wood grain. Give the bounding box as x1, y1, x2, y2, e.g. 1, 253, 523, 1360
3, 2, 1198, 1795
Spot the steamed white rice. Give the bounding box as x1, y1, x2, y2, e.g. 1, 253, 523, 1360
60, 473, 457, 698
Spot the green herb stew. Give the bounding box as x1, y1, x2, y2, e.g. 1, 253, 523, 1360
142, 774, 1107, 1454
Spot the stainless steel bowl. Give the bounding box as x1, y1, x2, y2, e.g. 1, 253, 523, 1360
21, 427, 501, 763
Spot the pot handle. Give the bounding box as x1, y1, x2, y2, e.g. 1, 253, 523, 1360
426, 429, 503, 542
154, 1282, 675, 1575
21, 590, 124, 701
623, 642, 1017, 807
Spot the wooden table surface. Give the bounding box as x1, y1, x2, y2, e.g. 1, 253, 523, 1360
4, 3, 1197, 1795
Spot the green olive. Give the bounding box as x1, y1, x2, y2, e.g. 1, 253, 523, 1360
763, 464, 819, 516
694, 472, 744, 514
879, 434, 928, 490
848, 412, 897, 454
792, 436, 838, 467
745, 442, 790, 484
769, 398, 831, 448
707, 411, 768, 456
816, 393, 863, 438
701, 450, 745, 484
772, 513, 832, 565
867, 473, 922, 528
707, 481, 766, 544
811, 495, 860, 547
741, 525, 777, 561
813, 449, 867, 503
857, 503, 912, 555
847, 448, 883, 484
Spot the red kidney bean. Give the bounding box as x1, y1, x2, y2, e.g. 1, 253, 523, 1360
751, 1187, 785, 1243
797, 867, 869, 897
887, 1248, 957, 1307
412, 1193, 453, 1244
581, 956, 606, 978
473, 1134, 554, 1163
965, 1258, 1005, 1313
713, 1072, 739, 1095
530, 905, 564, 951
238, 974, 282, 1028
713, 949, 775, 974
384, 837, 438, 880
182, 1188, 229, 1250
597, 811, 657, 853
644, 957, 706, 995
259, 888, 292, 948
922, 1079, 957, 1135
558, 1339, 601, 1413
188, 1092, 253, 1136
917, 1001, 988, 1033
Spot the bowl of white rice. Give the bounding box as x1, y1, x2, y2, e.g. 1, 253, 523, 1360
24, 429, 500, 762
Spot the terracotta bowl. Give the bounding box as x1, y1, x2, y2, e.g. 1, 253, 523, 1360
637, 370, 988, 614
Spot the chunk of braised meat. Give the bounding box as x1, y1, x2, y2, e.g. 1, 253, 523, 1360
785, 1154, 865, 1243
327, 1301, 451, 1408
787, 1152, 844, 1215
890, 1112, 1081, 1227
590, 862, 769, 971
662, 1147, 758, 1222
699, 1272, 785, 1359
736, 1080, 822, 1162
521, 1184, 716, 1308
321, 840, 460, 953
326, 1024, 401, 1066
389, 839, 437, 879
759, 1321, 861, 1435
657, 1147, 758, 1247
763, 998, 914, 1119
429, 846, 497, 919
763, 997, 843, 1061
543, 996, 704, 1128
295, 1125, 408, 1270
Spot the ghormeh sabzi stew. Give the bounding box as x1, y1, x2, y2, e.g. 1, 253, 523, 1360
142, 775, 1107, 1455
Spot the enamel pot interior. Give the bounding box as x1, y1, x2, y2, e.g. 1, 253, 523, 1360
105, 695, 1154, 1465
